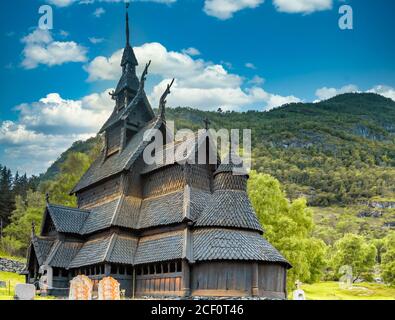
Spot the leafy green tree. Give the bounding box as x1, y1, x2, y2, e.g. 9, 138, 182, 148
381, 232, 395, 286
331, 234, 377, 282
248, 171, 327, 288
2, 191, 45, 256
40, 152, 92, 207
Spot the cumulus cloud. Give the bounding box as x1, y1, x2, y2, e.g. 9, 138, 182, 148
315, 84, 359, 101
367, 85, 395, 101
0, 90, 114, 175
47, 0, 176, 7
182, 47, 201, 56
93, 7, 106, 17
315, 84, 395, 102
89, 37, 105, 44
273, 0, 332, 14
204, 0, 264, 20
245, 62, 256, 70
21, 29, 87, 69
85, 41, 300, 110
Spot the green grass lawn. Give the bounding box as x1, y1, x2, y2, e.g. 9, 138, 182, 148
0, 271, 56, 300
0, 250, 26, 263
299, 282, 395, 300
0, 271, 25, 300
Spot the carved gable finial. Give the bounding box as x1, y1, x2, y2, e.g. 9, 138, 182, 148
159, 78, 175, 120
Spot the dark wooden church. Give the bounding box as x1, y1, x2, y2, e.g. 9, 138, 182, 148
25, 5, 290, 299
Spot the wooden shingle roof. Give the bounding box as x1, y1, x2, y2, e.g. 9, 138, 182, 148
31, 236, 55, 265
46, 204, 89, 234
195, 190, 263, 233
192, 228, 290, 267
72, 117, 163, 193
134, 231, 184, 265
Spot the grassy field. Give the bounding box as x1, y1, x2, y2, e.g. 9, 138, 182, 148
0, 271, 56, 300
1, 271, 394, 300
0, 271, 25, 300
298, 282, 395, 300
0, 250, 26, 263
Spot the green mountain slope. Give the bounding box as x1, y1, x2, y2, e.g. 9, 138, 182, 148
43, 93, 395, 205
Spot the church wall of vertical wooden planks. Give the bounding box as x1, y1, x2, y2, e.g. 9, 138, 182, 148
24, 4, 291, 299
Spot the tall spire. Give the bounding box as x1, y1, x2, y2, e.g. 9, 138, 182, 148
126, 2, 130, 46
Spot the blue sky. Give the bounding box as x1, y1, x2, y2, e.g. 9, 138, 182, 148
0, 0, 395, 175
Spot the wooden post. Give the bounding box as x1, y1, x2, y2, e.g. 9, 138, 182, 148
181, 260, 190, 297
251, 263, 259, 297
132, 268, 136, 299
105, 264, 111, 276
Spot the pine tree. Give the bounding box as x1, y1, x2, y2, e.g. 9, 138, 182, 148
0, 165, 15, 226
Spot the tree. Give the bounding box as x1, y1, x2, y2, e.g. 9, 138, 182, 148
247, 171, 327, 289
331, 233, 377, 282
0, 165, 15, 226
2, 191, 45, 256
381, 232, 395, 286
40, 152, 92, 207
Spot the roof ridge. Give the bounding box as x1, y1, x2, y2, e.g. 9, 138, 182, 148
44, 239, 62, 266
104, 233, 117, 262
48, 203, 91, 213
110, 195, 125, 226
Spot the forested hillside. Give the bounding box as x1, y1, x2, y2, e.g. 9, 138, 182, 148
43, 92, 395, 206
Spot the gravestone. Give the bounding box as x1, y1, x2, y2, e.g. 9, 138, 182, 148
15, 284, 36, 300
292, 280, 306, 300
69, 275, 93, 300
98, 277, 121, 300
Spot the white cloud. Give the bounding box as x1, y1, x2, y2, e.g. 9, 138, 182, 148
315, 84, 359, 101
89, 37, 105, 44
315, 84, 395, 102
0, 89, 115, 175
47, 0, 77, 7
204, 0, 264, 20
367, 85, 395, 101
182, 47, 201, 56
273, 0, 332, 14
245, 62, 256, 69
93, 7, 106, 17
21, 29, 87, 69
85, 41, 300, 111
248, 75, 265, 85
47, 0, 176, 7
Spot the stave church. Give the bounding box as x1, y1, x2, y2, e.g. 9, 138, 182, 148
24, 4, 290, 299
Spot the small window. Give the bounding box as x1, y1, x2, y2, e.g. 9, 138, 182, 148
170, 262, 176, 273
119, 265, 125, 275
53, 268, 59, 277
143, 266, 149, 275
163, 263, 169, 274
149, 265, 155, 275
100, 265, 105, 274
155, 264, 161, 274
126, 267, 133, 275
61, 269, 68, 277
111, 265, 117, 274
137, 267, 142, 276
176, 261, 182, 272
